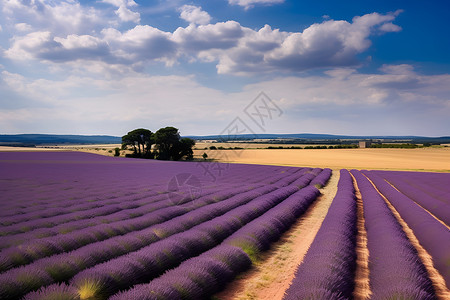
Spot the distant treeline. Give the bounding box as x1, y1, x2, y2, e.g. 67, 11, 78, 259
370, 143, 420, 149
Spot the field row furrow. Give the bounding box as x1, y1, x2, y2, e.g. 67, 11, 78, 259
81, 186, 321, 300
0, 184, 253, 272
352, 170, 435, 299
284, 169, 356, 299
363, 170, 450, 288
19, 185, 309, 300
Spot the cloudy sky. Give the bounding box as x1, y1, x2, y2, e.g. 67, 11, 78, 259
0, 0, 449, 136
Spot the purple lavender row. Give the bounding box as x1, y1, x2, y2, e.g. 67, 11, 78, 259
288, 168, 322, 189
0, 161, 290, 218
0, 183, 222, 239
0, 191, 188, 249
371, 171, 450, 225
109, 185, 320, 300
272, 168, 310, 187
352, 170, 435, 299
309, 168, 332, 188
0, 165, 258, 220
0, 152, 272, 215
26, 245, 251, 300
0, 183, 279, 299
0, 164, 298, 250
0, 186, 166, 226
0, 180, 154, 217
33, 185, 300, 300
374, 171, 450, 204
0, 192, 165, 236
108, 246, 252, 300
362, 170, 450, 288
0, 184, 253, 273
284, 169, 356, 299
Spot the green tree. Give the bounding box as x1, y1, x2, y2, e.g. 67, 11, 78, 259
175, 138, 195, 160
154, 127, 195, 160
122, 128, 154, 156
154, 127, 180, 160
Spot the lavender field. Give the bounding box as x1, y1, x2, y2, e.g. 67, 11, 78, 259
0, 152, 449, 300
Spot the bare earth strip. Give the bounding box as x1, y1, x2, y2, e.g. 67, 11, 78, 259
215, 170, 340, 300
194, 148, 450, 172
364, 175, 450, 299
351, 174, 371, 300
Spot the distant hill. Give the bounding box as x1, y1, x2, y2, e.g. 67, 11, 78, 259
1, 133, 449, 147
0, 134, 121, 146
186, 133, 450, 144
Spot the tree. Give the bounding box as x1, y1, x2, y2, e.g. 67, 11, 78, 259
123, 126, 195, 161
202, 152, 208, 160
154, 127, 181, 160
175, 138, 195, 160
122, 128, 154, 157
154, 127, 195, 160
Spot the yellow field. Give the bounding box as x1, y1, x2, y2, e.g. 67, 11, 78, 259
3, 144, 448, 172
194, 147, 450, 172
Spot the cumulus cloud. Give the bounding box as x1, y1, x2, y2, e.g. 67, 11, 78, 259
207, 11, 403, 74
3, 5, 402, 76
228, 0, 285, 10
5, 31, 111, 63
2, 0, 105, 35
102, 0, 140, 23
172, 21, 245, 54
102, 25, 177, 64
179, 5, 211, 25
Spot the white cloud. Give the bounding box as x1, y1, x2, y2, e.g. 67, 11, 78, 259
102, 25, 176, 64
115, 5, 140, 23
228, 0, 285, 10
5, 31, 54, 60
172, 21, 244, 53
379, 22, 402, 32
102, 0, 140, 23
2, 0, 105, 35
3, 8, 402, 75
1, 65, 449, 136
209, 11, 403, 75
14, 23, 32, 32
179, 5, 211, 25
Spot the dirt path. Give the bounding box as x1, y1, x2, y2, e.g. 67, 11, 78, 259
351, 174, 371, 300
215, 171, 340, 300
364, 174, 450, 299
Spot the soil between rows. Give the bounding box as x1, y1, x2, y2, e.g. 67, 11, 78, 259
215, 170, 339, 300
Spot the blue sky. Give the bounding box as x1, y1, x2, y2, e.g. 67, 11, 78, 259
0, 0, 449, 136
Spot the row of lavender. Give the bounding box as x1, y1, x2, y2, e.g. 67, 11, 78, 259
284, 169, 357, 299
352, 170, 435, 299
83, 186, 322, 299
0, 152, 329, 299
369, 170, 450, 225
285, 169, 448, 299
0, 151, 290, 219
363, 170, 450, 288
16, 172, 327, 299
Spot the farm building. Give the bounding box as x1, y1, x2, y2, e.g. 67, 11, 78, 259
359, 141, 372, 148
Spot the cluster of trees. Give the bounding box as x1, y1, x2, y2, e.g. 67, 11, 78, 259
122, 127, 195, 161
